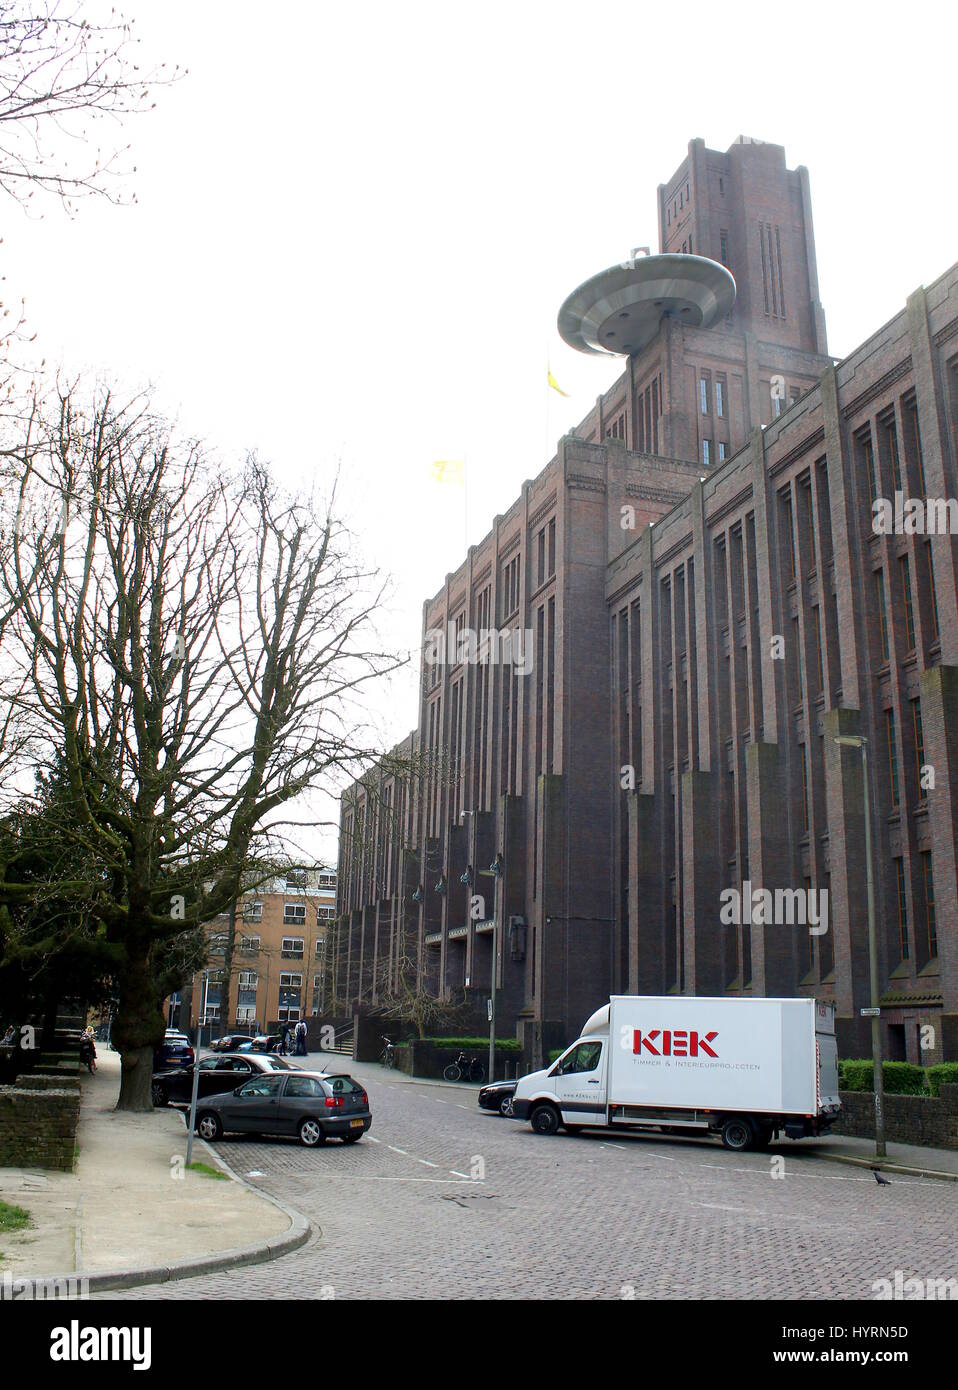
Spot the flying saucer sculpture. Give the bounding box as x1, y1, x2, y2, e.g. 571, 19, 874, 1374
558, 252, 736, 356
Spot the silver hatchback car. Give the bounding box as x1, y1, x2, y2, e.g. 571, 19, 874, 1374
195, 1070, 371, 1147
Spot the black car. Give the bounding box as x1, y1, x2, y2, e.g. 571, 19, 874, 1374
195, 1070, 371, 1147
478, 1079, 518, 1116
151, 1052, 297, 1107
211, 1033, 258, 1053
153, 1032, 194, 1072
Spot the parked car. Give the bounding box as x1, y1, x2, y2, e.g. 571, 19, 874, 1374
195, 1070, 371, 1147
152, 1052, 298, 1107
478, 1079, 518, 1116
154, 1032, 194, 1071
211, 1033, 257, 1053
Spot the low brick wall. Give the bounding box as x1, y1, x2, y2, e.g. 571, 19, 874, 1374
393, 1040, 522, 1081
831, 1085, 958, 1151
0, 1086, 80, 1170
14, 1072, 82, 1093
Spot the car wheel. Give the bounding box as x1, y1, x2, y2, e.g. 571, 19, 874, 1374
343, 1131, 364, 1143
499, 1096, 513, 1117
720, 1117, 755, 1152
151, 1082, 167, 1108
197, 1111, 223, 1142
530, 1104, 560, 1136
299, 1118, 325, 1147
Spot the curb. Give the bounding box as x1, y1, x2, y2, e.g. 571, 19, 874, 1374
3, 1117, 313, 1297
815, 1151, 958, 1183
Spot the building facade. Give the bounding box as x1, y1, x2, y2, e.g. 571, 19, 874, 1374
331, 136, 958, 1066
175, 867, 338, 1033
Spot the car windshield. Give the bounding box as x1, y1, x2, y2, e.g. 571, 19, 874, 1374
260, 1057, 296, 1071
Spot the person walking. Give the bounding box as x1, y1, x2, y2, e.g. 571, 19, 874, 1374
281, 1021, 292, 1056
295, 1019, 307, 1056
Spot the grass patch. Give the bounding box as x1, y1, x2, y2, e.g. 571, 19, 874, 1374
0, 1199, 31, 1233
186, 1161, 227, 1180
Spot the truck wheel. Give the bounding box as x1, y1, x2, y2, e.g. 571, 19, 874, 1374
530, 1104, 560, 1136
720, 1117, 755, 1152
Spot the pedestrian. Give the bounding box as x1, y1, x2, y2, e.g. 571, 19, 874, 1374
295, 1019, 307, 1056
281, 1021, 292, 1056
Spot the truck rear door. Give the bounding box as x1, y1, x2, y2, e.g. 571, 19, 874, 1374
552, 1040, 607, 1126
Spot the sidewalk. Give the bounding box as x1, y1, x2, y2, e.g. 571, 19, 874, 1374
809, 1131, 958, 1181
0, 1048, 309, 1291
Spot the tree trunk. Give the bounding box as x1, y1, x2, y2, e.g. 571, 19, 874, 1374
114, 935, 164, 1113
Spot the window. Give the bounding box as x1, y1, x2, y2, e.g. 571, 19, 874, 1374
718, 442, 727, 462
720, 230, 729, 264
285, 868, 307, 889
772, 392, 783, 418
553, 1041, 603, 1075
899, 556, 916, 650
895, 859, 909, 960
281, 936, 304, 956
547, 518, 556, 577
242, 901, 263, 924
887, 419, 902, 492
860, 432, 878, 505
667, 207, 671, 225
688, 233, 693, 254
912, 699, 925, 795
283, 903, 306, 924
238, 971, 257, 988
700, 377, 709, 414
715, 380, 725, 418
800, 745, 809, 833
875, 570, 889, 661
318, 873, 335, 887
702, 439, 711, 467
237, 1076, 284, 1098
814, 608, 824, 692
284, 1076, 325, 1099
279, 972, 303, 988
922, 852, 937, 957
719, 177, 725, 195
240, 934, 261, 955
537, 527, 546, 585
886, 708, 900, 806
926, 543, 940, 639
682, 240, 687, 254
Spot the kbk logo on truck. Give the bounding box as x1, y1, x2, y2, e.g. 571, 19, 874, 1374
630, 1028, 719, 1057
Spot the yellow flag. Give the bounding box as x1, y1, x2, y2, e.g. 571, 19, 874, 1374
432, 459, 465, 486
547, 367, 570, 398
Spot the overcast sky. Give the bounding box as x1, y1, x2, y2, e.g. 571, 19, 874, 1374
4, 0, 955, 863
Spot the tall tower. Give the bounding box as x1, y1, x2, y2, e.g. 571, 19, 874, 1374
559, 137, 833, 470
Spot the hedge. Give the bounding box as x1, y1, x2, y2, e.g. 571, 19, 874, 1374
417, 1036, 520, 1050
927, 1063, 958, 1097
839, 1060, 929, 1095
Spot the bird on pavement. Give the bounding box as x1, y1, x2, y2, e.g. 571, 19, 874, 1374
874, 1170, 891, 1186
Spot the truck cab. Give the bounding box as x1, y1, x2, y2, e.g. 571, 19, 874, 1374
512, 1004, 610, 1135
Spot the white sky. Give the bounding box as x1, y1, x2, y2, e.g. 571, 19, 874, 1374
4, 0, 956, 862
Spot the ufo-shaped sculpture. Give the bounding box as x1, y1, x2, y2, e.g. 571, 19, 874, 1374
558, 252, 736, 356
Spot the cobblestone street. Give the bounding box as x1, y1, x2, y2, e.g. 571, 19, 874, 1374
103, 1057, 958, 1301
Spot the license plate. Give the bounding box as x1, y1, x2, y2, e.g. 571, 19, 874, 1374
349, 1118, 363, 1128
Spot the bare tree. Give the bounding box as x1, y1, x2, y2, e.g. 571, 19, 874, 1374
0, 381, 405, 1108
0, 0, 182, 212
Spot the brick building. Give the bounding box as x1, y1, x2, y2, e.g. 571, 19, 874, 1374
174, 867, 338, 1033
331, 136, 958, 1067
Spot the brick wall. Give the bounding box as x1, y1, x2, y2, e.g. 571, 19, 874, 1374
831, 1084, 958, 1151
0, 1086, 80, 1170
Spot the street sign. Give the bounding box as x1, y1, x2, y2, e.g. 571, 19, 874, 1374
487, 999, 493, 1022
860, 1007, 880, 1017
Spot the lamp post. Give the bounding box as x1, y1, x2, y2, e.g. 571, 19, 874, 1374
834, 734, 886, 1158
459, 809, 478, 986
186, 967, 209, 1166
487, 853, 503, 1084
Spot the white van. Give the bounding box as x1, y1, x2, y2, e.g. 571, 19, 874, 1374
511, 995, 840, 1151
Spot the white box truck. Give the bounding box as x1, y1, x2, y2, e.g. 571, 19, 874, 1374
511, 995, 840, 1150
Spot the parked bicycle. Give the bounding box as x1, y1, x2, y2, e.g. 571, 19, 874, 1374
443, 1052, 484, 1083
380, 1036, 396, 1068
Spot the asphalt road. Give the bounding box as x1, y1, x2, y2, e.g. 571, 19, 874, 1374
104, 1054, 958, 1300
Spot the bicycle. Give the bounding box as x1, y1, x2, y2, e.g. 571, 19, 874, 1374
443, 1052, 484, 1083
379, 1036, 396, 1068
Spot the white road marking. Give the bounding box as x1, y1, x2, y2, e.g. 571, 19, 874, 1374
449, 1169, 470, 1178
387, 1145, 408, 1155
418, 1159, 438, 1168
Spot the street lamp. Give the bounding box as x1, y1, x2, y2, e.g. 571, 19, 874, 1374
834, 733, 886, 1158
